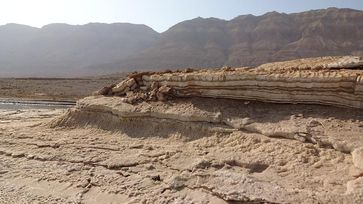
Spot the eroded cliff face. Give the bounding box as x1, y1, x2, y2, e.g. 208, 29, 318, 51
99, 56, 363, 108
57, 56, 363, 161
47, 56, 363, 203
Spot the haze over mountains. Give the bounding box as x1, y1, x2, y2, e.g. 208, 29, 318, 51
0, 7, 362, 77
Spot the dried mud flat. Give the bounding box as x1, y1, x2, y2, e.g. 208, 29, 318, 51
1, 98, 363, 204
0, 76, 124, 101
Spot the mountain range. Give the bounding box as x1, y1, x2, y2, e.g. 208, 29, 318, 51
0, 7, 362, 77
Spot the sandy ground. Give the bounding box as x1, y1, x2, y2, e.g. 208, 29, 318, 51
1, 97, 363, 203
0, 76, 124, 101
2, 57, 362, 203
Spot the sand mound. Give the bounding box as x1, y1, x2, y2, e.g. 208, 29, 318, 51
52, 95, 363, 151
47, 95, 363, 203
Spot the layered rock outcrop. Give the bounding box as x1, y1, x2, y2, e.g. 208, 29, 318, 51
50, 56, 363, 203
101, 56, 363, 109
54, 94, 363, 152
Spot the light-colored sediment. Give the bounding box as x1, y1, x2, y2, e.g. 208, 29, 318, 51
45, 56, 363, 203
0, 96, 361, 203
47, 94, 363, 203
55, 95, 363, 153
103, 56, 363, 108
1, 56, 363, 203
353, 148, 363, 170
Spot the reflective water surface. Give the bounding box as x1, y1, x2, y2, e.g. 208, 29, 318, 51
0, 99, 75, 109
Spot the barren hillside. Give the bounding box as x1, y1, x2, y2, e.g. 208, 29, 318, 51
0, 8, 362, 76
104, 8, 363, 71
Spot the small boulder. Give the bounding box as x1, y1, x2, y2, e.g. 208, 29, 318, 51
157, 85, 172, 101
95, 84, 116, 96
112, 78, 136, 94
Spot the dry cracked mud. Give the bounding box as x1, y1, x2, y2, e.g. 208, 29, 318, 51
1, 97, 363, 203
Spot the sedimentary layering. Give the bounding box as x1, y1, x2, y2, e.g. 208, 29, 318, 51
45, 56, 363, 203
2, 105, 363, 203
51, 94, 363, 203
101, 56, 363, 109
54, 95, 363, 153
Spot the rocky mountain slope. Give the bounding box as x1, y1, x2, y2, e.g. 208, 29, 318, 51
101, 8, 363, 72
0, 8, 362, 76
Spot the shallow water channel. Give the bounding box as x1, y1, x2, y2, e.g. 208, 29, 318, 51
0, 99, 75, 109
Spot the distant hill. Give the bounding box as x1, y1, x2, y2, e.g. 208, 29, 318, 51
0, 8, 362, 77
0, 23, 159, 76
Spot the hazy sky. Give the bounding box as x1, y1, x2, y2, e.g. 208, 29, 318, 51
1, 0, 362, 32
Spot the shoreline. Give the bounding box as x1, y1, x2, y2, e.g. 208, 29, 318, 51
0, 97, 76, 108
